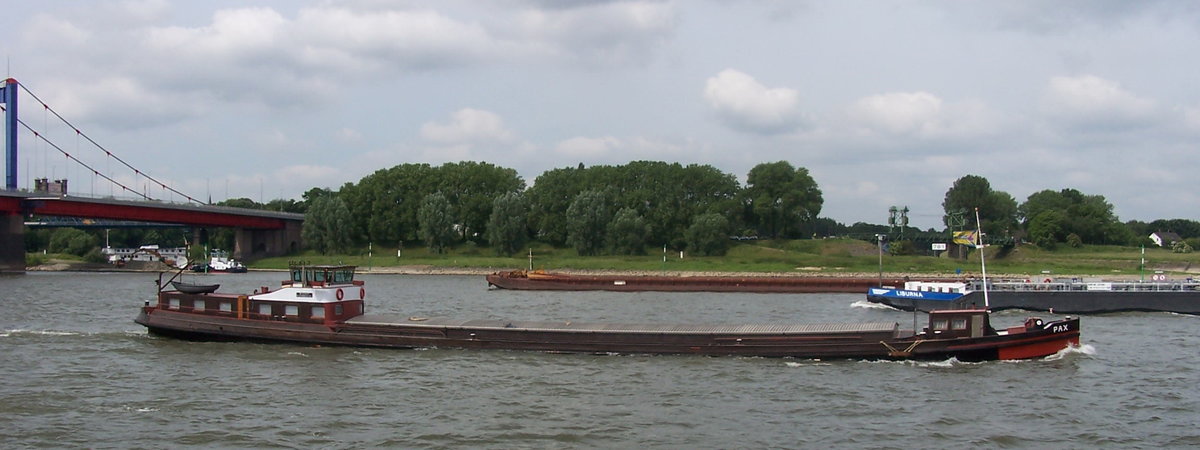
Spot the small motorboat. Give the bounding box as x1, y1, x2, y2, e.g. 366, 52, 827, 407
170, 281, 220, 295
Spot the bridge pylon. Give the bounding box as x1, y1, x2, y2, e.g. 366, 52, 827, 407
2, 78, 17, 191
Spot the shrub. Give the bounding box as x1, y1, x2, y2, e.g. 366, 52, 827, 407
686, 213, 731, 256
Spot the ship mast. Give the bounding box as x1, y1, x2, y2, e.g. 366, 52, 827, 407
975, 207, 989, 309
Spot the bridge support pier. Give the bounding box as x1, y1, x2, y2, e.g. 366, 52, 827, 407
1, 213, 24, 273
233, 221, 302, 262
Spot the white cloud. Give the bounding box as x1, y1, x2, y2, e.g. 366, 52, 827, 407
21, 15, 91, 47
703, 69, 805, 134
295, 7, 497, 70
1040, 75, 1157, 128
14, 2, 678, 129
847, 92, 943, 135
549, 135, 695, 164
512, 1, 676, 66
39, 76, 204, 129
554, 136, 623, 158
420, 108, 515, 144
844, 92, 1002, 139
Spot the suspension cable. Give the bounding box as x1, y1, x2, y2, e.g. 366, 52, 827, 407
3, 103, 152, 201
14, 82, 205, 204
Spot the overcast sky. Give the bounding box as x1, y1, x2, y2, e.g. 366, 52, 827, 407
2, 0, 1199, 229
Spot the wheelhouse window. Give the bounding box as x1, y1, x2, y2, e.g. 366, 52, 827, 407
193, 300, 205, 311
219, 302, 232, 312
333, 269, 354, 284
311, 305, 325, 319
168, 298, 180, 309
258, 303, 272, 315
285, 305, 299, 316
951, 318, 968, 330
932, 319, 949, 331
290, 265, 357, 286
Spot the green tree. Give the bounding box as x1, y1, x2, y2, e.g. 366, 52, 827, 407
1027, 210, 1066, 249
216, 197, 262, 209
48, 228, 96, 256
263, 198, 305, 213
1066, 233, 1083, 248
1147, 219, 1200, 239
340, 163, 439, 246
302, 196, 352, 254
485, 192, 530, 257
1018, 188, 1131, 245
942, 175, 1017, 237
685, 213, 731, 256
1172, 240, 1193, 253
566, 189, 612, 256
527, 162, 739, 248
418, 192, 457, 254
526, 165, 589, 246
607, 207, 649, 255
888, 240, 916, 256
437, 161, 525, 242
742, 161, 823, 238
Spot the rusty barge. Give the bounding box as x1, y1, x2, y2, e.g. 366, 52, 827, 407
486, 270, 908, 293
135, 264, 1081, 361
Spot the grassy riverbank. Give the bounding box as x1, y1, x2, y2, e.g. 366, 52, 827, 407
247, 239, 1199, 278
28, 239, 1197, 277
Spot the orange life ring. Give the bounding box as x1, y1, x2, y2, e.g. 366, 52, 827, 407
359, 287, 365, 299
336, 288, 344, 300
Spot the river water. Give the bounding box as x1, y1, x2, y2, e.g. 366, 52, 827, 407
1, 271, 1196, 448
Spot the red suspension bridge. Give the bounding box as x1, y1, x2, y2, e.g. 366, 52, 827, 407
0, 78, 303, 272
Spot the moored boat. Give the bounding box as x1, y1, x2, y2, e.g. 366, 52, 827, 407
170, 281, 220, 295
487, 270, 909, 294
867, 278, 1200, 315
135, 264, 1081, 361
191, 249, 247, 273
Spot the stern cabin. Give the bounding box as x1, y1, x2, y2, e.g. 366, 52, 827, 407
924, 309, 993, 338
155, 265, 366, 325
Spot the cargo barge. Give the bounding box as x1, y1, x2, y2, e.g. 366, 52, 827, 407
486, 270, 908, 293
135, 264, 1081, 361
867, 278, 1200, 315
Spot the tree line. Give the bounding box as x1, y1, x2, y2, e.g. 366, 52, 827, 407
302, 160, 822, 257
25, 164, 1200, 259
940, 174, 1197, 252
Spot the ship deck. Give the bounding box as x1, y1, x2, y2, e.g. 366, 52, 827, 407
346, 314, 900, 335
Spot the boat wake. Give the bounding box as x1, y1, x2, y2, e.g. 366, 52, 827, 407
912, 357, 985, 368
786, 358, 980, 368
1, 329, 81, 337
849, 300, 898, 311
1043, 343, 1096, 361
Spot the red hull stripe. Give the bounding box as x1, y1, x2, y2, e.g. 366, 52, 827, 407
998, 336, 1080, 360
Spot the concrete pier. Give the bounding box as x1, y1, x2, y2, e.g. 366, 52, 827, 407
1, 213, 24, 273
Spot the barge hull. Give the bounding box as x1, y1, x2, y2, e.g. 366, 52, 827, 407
136, 308, 1080, 361
488, 272, 910, 294
868, 291, 1200, 315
